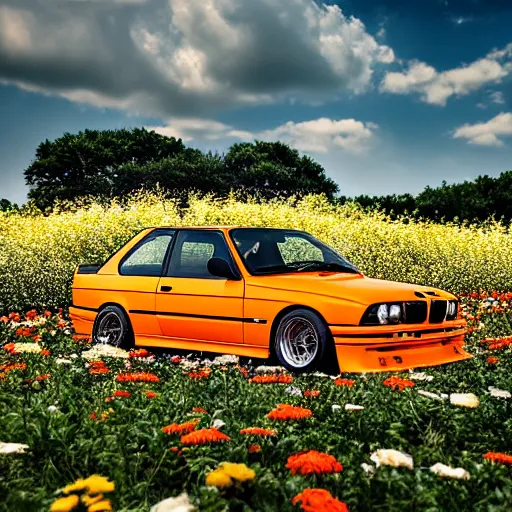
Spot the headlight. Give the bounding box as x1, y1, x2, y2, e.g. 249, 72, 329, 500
362, 302, 403, 325
446, 300, 458, 320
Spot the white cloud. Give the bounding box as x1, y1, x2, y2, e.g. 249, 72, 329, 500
489, 91, 505, 104
381, 44, 512, 106
453, 112, 512, 147
0, 0, 394, 117
148, 116, 378, 154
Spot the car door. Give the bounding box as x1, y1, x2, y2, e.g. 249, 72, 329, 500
116, 229, 175, 336
156, 229, 244, 344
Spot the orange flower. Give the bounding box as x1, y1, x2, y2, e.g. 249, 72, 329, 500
146, 391, 158, 399
113, 390, 131, 398
89, 361, 110, 375
181, 428, 231, 446
304, 390, 320, 397
292, 489, 348, 512
116, 372, 160, 383
333, 378, 355, 387
9, 312, 20, 323
25, 310, 38, 321
73, 334, 90, 342
129, 349, 151, 358
240, 427, 277, 437
236, 366, 249, 378
162, 419, 199, 435
169, 447, 179, 452
487, 357, 499, 364
16, 327, 34, 337
36, 374, 51, 381
268, 404, 312, 421
481, 336, 512, 350
192, 407, 208, 414
33, 335, 42, 343
383, 377, 415, 391
483, 452, 512, 464
186, 368, 211, 380
2, 362, 26, 373
3, 343, 17, 354
1, 316, 9, 323
57, 320, 67, 329
249, 375, 293, 384
40, 349, 50, 356
286, 450, 343, 475
43, 310, 52, 318
248, 444, 261, 453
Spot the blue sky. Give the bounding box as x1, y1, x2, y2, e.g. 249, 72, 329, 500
0, 0, 511, 205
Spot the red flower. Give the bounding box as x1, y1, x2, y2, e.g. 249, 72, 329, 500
43, 310, 52, 318
129, 349, 152, 358
180, 428, 231, 446
113, 390, 131, 398
146, 391, 158, 399
487, 356, 499, 364
36, 374, 51, 381
40, 349, 50, 357
483, 452, 512, 465
268, 404, 312, 421
383, 377, 415, 391
286, 450, 343, 475
3, 343, 17, 354
292, 489, 348, 512
304, 390, 320, 397
249, 375, 293, 384
89, 361, 110, 375
33, 335, 42, 343
116, 372, 160, 383
186, 368, 211, 380
192, 407, 208, 414
25, 310, 38, 321
333, 378, 355, 387
249, 444, 261, 453
162, 420, 199, 435
170, 355, 182, 363
9, 312, 20, 323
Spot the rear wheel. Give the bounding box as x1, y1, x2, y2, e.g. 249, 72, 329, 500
274, 309, 330, 373
92, 305, 133, 349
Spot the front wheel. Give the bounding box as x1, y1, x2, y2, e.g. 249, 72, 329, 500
274, 309, 330, 373
92, 305, 133, 349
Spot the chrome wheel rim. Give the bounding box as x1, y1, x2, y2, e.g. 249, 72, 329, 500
96, 312, 123, 347
278, 317, 319, 368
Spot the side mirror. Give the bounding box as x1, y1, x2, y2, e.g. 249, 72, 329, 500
207, 257, 239, 280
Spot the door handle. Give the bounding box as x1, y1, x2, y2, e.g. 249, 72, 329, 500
160, 285, 173, 292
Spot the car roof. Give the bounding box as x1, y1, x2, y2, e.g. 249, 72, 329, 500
147, 226, 304, 231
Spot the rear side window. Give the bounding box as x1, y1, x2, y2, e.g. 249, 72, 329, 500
167, 230, 235, 278
119, 230, 174, 276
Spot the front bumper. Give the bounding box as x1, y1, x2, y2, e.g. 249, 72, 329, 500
330, 320, 471, 372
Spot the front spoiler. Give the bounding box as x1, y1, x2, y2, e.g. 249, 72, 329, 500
331, 321, 471, 373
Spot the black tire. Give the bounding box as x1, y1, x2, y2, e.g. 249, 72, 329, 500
274, 308, 331, 373
92, 305, 133, 349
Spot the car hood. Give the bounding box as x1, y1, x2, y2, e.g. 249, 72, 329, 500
246, 272, 456, 306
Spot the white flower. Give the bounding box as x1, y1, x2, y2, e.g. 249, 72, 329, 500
417, 390, 446, 401
180, 360, 201, 370
11, 343, 42, 354
0, 442, 29, 454
450, 393, 479, 408
47, 405, 59, 414
361, 462, 376, 475
255, 365, 288, 375
55, 358, 72, 365
370, 449, 414, 470
488, 387, 511, 399
150, 492, 195, 512
430, 463, 470, 480
409, 372, 434, 382
212, 419, 226, 429
311, 371, 330, 378
345, 404, 364, 411
213, 355, 239, 365
81, 344, 130, 360
332, 404, 342, 411
285, 386, 302, 397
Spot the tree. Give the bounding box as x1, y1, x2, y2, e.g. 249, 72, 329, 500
0, 199, 18, 212
223, 141, 339, 201
24, 128, 186, 209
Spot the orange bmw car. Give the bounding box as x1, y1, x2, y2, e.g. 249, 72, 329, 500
70, 227, 470, 373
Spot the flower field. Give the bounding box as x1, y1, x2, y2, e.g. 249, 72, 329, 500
3, 192, 512, 312
2, 294, 512, 511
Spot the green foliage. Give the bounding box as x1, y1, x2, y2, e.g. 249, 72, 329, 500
1, 302, 512, 511
0, 198, 18, 212
348, 170, 512, 223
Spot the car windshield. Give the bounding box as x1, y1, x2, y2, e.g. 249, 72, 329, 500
229, 228, 360, 276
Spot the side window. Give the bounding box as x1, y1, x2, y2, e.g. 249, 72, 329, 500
120, 231, 174, 276
168, 230, 234, 278
277, 236, 324, 264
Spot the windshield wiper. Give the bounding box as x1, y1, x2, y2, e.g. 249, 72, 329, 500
295, 261, 359, 273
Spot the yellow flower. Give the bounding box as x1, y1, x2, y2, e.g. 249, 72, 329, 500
205, 468, 232, 488
220, 462, 256, 482
87, 499, 112, 512
62, 479, 88, 494
83, 475, 115, 495
82, 494, 104, 506
50, 495, 80, 512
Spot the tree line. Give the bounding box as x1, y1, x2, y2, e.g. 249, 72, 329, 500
1, 127, 511, 224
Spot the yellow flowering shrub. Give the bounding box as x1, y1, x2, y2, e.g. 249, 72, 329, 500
2, 191, 512, 311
